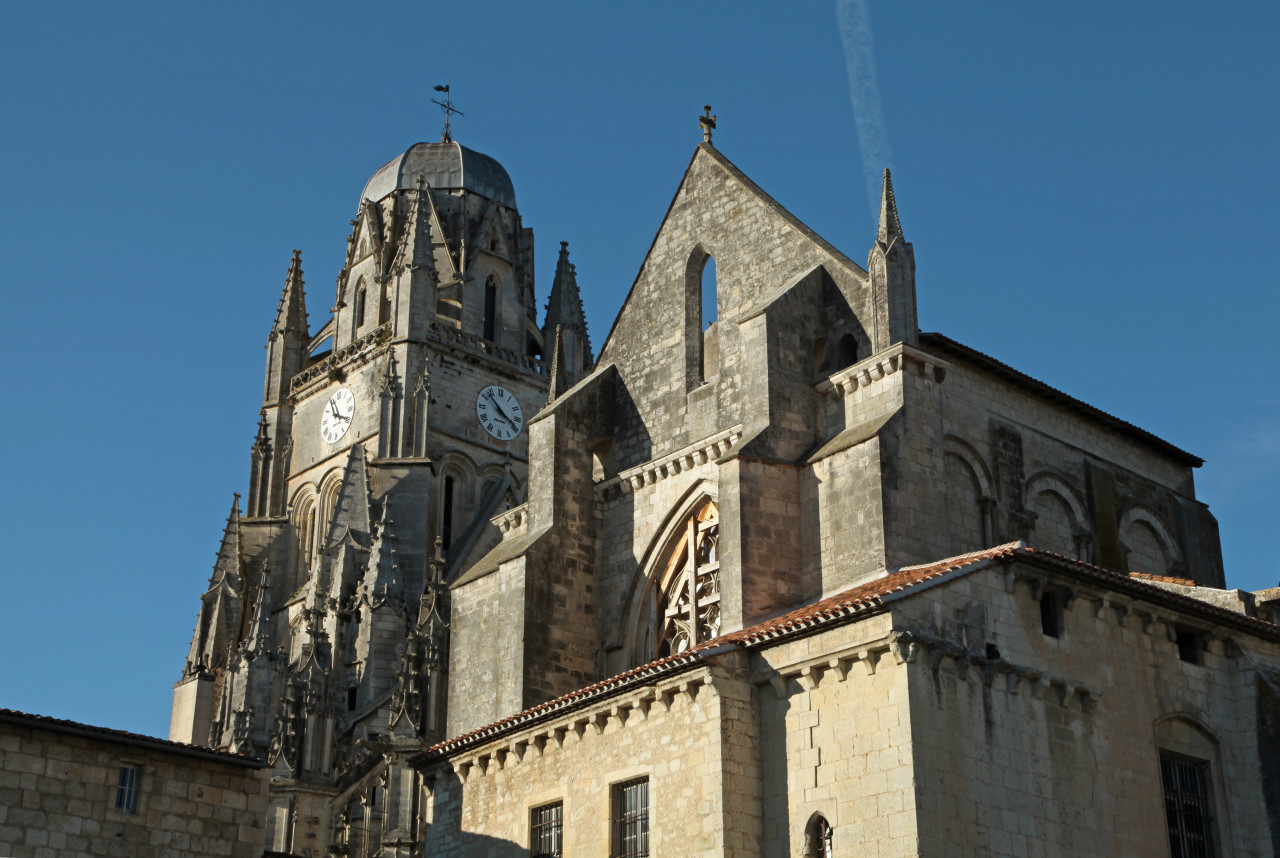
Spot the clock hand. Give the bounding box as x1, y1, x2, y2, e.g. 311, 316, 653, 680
487, 392, 517, 423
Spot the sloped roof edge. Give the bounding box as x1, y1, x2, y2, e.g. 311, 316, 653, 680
412, 543, 1275, 766
920, 333, 1203, 467
0, 708, 265, 768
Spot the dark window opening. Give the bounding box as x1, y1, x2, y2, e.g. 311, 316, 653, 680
612, 777, 649, 858
1040, 590, 1062, 638
1161, 753, 1216, 858
441, 476, 455, 551
813, 337, 830, 377
836, 333, 858, 367
347, 687, 358, 711
985, 642, 1001, 661
530, 802, 563, 858
484, 279, 498, 341
115, 765, 139, 814
1177, 630, 1204, 665
354, 287, 367, 329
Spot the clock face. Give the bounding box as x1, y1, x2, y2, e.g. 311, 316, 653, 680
476, 385, 523, 441
320, 388, 355, 444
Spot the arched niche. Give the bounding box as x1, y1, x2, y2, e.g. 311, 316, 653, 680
1026, 471, 1091, 561
1119, 504, 1181, 575
944, 436, 995, 552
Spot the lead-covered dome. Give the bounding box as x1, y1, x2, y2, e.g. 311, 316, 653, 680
360, 140, 517, 209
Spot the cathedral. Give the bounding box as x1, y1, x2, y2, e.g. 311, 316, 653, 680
168, 113, 1280, 857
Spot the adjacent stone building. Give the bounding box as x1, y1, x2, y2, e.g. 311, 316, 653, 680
0, 708, 268, 857
171, 114, 1274, 856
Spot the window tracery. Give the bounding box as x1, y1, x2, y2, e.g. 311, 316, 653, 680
658, 501, 720, 656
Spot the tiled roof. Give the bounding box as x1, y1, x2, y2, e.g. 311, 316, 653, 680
411, 543, 1278, 767
1129, 571, 1199, 586
0, 708, 265, 768
722, 543, 1024, 645
410, 649, 713, 764
919, 333, 1203, 467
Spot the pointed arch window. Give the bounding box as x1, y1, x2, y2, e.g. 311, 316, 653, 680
354, 280, 367, 330
803, 815, 833, 858
658, 501, 720, 656
378, 281, 391, 324
483, 276, 498, 342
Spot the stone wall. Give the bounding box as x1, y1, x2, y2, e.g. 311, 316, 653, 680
894, 560, 1278, 856
0, 714, 268, 858
423, 655, 760, 857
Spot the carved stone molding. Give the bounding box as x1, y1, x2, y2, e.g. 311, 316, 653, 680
597, 425, 744, 501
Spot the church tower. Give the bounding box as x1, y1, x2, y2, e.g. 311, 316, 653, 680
172, 131, 583, 853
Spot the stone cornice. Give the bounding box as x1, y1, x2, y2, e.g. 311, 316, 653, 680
596, 425, 744, 501
290, 322, 392, 399
815, 342, 949, 400
426, 320, 545, 380
492, 503, 529, 537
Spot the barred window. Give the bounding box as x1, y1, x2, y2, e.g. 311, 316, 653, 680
612, 778, 649, 858
530, 801, 562, 858
115, 764, 139, 814
1160, 753, 1216, 858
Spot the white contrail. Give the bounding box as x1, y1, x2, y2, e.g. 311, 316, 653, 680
836, 0, 892, 220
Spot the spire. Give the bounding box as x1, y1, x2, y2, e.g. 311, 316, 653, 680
546, 325, 567, 406
272, 250, 310, 340
365, 497, 403, 610
876, 168, 903, 245
542, 241, 592, 383
264, 250, 311, 406
209, 494, 244, 592
242, 564, 273, 655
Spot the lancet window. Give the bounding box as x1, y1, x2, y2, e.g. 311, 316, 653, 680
658, 501, 721, 656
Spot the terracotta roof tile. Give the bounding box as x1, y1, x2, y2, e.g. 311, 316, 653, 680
411, 542, 1277, 766
1129, 571, 1199, 586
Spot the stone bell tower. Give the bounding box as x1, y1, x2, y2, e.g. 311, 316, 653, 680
172, 129, 591, 856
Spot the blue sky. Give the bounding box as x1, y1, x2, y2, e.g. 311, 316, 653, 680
1, 2, 1277, 739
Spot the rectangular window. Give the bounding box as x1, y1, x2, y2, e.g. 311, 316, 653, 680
1176, 630, 1204, 665
1161, 753, 1216, 858
529, 801, 563, 858
115, 764, 139, 814
612, 778, 649, 858
1040, 590, 1061, 638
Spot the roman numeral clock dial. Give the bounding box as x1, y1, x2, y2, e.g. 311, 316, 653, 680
320, 388, 355, 444
476, 385, 523, 441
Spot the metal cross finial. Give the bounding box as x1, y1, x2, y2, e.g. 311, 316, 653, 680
699, 104, 717, 144
432, 84, 465, 143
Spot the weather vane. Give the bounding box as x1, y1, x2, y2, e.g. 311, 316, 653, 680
432, 85, 464, 143
699, 104, 716, 144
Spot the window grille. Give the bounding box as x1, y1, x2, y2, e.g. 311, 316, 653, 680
115, 764, 139, 814
529, 801, 563, 858
1161, 753, 1216, 858
612, 778, 649, 858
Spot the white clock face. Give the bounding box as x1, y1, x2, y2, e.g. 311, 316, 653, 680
320, 388, 355, 444
476, 385, 523, 441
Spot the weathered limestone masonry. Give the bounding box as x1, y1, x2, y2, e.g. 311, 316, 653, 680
170, 118, 1246, 856
0, 709, 268, 858
172, 137, 592, 856
419, 652, 763, 857
415, 545, 1280, 857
